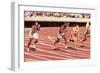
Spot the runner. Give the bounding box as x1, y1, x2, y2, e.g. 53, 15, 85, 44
27, 22, 40, 51
69, 24, 79, 43
53, 22, 69, 49
81, 21, 90, 42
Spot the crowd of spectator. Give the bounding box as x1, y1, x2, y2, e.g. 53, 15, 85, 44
24, 11, 90, 19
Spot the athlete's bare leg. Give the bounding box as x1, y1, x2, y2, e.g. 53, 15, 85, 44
62, 35, 68, 48
27, 38, 33, 51
31, 38, 39, 51
34, 39, 38, 44
54, 38, 60, 45
69, 33, 74, 42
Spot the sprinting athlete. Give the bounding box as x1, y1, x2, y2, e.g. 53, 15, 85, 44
54, 22, 69, 49
81, 21, 90, 42
69, 24, 79, 42
27, 22, 40, 51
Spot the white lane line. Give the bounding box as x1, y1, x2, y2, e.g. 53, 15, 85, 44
58, 47, 90, 57
38, 41, 55, 48
38, 41, 90, 55
24, 41, 55, 48
25, 41, 89, 57
47, 35, 89, 47
38, 41, 90, 52
36, 43, 89, 58
37, 45, 88, 58
25, 41, 89, 54
25, 43, 77, 59
29, 52, 67, 60
58, 43, 90, 52
25, 52, 49, 60
25, 40, 89, 52
24, 36, 89, 47
24, 58, 38, 62
67, 40, 89, 47
35, 47, 76, 59
25, 51, 68, 60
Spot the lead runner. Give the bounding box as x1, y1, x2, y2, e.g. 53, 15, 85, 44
53, 22, 69, 49
27, 22, 40, 51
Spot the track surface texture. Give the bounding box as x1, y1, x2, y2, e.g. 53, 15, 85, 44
24, 27, 90, 62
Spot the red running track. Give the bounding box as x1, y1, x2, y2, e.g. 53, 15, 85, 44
24, 27, 90, 62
